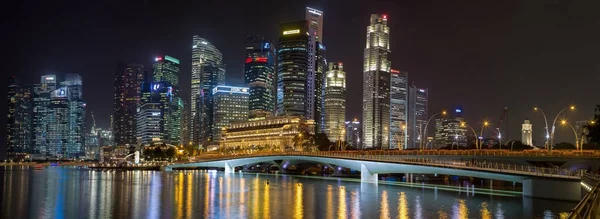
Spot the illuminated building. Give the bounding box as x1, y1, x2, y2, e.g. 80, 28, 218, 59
7, 77, 33, 160
244, 36, 275, 118
220, 116, 315, 151
137, 81, 182, 145
345, 120, 361, 148
434, 108, 467, 148
306, 7, 326, 132
45, 74, 86, 159
191, 36, 223, 145
212, 86, 249, 144
32, 75, 57, 157
324, 62, 346, 142
390, 69, 408, 149
314, 42, 327, 132
152, 55, 180, 86
277, 20, 309, 117
407, 84, 428, 149
112, 63, 144, 146
199, 64, 225, 143
522, 119, 533, 146
362, 14, 391, 149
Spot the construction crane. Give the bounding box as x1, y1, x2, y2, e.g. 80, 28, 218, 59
494, 107, 509, 145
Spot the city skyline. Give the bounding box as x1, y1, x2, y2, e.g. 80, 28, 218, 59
3, 1, 600, 158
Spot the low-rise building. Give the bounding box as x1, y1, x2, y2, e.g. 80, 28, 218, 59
220, 116, 315, 151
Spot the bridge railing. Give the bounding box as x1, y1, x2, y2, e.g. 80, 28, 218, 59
189, 151, 583, 179
568, 180, 600, 219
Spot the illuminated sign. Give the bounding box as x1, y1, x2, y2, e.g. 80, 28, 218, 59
383, 14, 388, 20
390, 69, 400, 73
318, 44, 324, 49
455, 109, 462, 113
164, 55, 180, 64
45, 77, 55, 80
151, 112, 161, 116
192, 45, 197, 49
263, 42, 270, 49
153, 84, 161, 91
255, 57, 268, 63
283, 29, 300, 35
201, 41, 208, 45
308, 8, 322, 16
213, 86, 249, 95
155, 57, 162, 62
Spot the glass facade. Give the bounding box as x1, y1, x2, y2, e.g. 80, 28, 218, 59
191, 36, 223, 146
362, 14, 391, 149
244, 35, 275, 118
212, 86, 249, 143
314, 42, 327, 133
7, 77, 34, 160
277, 20, 309, 117
408, 85, 428, 149
113, 63, 144, 146
138, 81, 182, 145
390, 70, 408, 149
152, 55, 180, 86
434, 110, 467, 147
33, 75, 57, 157
324, 62, 346, 142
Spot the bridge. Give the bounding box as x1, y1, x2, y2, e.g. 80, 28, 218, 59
166, 151, 592, 201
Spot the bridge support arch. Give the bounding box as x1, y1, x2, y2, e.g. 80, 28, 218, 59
224, 162, 235, 174
361, 164, 378, 183
522, 178, 581, 201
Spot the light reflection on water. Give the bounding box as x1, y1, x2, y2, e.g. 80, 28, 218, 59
0, 166, 576, 219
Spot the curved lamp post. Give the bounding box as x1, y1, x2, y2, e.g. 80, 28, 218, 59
550, 106, 575, 152
534, 107, 550, 149
461, 122, 479, 149
560, 120, 580, 151
420, 111, 447, 150
479, 121, 489, 150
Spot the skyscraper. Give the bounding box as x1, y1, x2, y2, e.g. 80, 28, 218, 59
45, 74, 86, 159
7, 77, 33, 160
153, 55, 180, 86
32, 75, 57, 158
199, 64, 225, 143
434, 108, 467, 148
212, 86, 249, 143
113, 63, 144, 146
244, 36, 275, 118
277, 20, 309, 117
390, 70, 408, 149
362, 14, 391, 149
522, 119, 533, 146
191, 36, 223, 145
408, 85, 428, 149
306, 7, 325, 132
324, 62, 346, 142
345, 119, 362, 148
137, 81, 181, 145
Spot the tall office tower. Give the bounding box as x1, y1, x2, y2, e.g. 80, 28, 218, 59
522, 119, 533, 146
32, 75, 57, 158
434, 108, 467, 148
345, 119, 361, 148
199, 64, 225, 143
7, 77, 34, 160
314, 42, 327, 133
212, 86, 249, 143
407, 85, 428, 149
324, 62, 346, 142
390, 70, 408, 149
138, 81, 182, 145
362, 14, 391, 149
277, 20, 310, 117
153, 55, 180, 86
244, 36, 275, 118
305, 7, 325, 132
113, 63, 144, 146
191, 36, 224, 146
46, 74, 86, 159
181, 102, 190, 146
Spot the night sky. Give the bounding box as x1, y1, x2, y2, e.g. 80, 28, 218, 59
3, 0, 600, 158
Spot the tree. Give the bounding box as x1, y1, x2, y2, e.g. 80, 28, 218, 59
585, 104, 600, 144
166, 147, 176, 158
313, 133, 331, 151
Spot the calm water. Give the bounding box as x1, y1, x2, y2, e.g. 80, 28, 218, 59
0, 166, 575, 219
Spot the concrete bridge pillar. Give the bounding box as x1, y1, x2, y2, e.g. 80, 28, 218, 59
224, 162, 234, 174
522, 178, 581, 201
361, 164, 378, 183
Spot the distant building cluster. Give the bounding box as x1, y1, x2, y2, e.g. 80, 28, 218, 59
6, 7, 442, 160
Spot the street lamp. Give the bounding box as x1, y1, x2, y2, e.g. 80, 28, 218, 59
479, 121, 489, 150
461, 122, 479, 149
534, 107, 550, 149
549, 106, 575, 152
420, 110, 447, 150
560, 120, 580, 151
